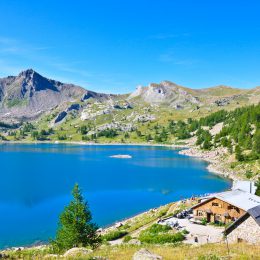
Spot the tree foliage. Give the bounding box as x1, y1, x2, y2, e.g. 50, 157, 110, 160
51, 184, 100, 252
255, 178, 260, 196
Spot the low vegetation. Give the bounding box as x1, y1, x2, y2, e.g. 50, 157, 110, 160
138, 224, 185, 244
102, 230, 128, 241
3, 243, 260, 259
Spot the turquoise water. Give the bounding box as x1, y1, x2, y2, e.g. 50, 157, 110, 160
0, 144, 231, 248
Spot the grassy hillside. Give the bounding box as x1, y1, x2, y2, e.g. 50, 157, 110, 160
2, 243, 259, 259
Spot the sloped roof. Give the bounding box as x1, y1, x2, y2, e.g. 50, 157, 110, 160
215, 189, 260, 211
193, 189, 260, 211
248, 205, 260, 226
225, 205, 260, 235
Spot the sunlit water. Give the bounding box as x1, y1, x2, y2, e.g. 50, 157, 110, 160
0, 144, 231, 248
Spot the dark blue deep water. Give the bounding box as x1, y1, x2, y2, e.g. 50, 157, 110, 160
0, 144, 231, 248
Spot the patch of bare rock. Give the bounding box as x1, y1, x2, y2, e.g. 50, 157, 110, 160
63, 247, 93, 257
133, 248, 163, 260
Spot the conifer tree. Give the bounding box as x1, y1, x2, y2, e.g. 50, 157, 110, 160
51, 184, 100, 252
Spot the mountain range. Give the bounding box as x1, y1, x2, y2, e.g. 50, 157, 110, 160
0, 69, 259, 124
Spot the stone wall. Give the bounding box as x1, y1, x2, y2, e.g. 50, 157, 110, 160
227, 216, 260, 244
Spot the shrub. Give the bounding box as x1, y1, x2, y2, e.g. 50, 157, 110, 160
182, 229, 189, 235
145, 224, 172, 234
245, 170, 253, 179
138, 224, 184, 244
201, 218, 207, 225
102, 230, 128, 241
123, 235, 132, 243
139, 231, 184, 244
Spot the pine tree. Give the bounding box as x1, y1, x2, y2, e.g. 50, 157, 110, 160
235, 145, 244, 161
51, 184, 100, 252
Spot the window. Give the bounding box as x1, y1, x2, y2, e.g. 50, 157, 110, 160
197, 210, 204, 216
212, 202, 219, 206
228, 206, 240, 213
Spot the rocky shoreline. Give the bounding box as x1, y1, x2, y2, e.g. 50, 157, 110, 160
179, 146, 240, 182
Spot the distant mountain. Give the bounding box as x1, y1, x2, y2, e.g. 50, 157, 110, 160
0, 69, 112, 122
128, 81, 201, 108
128, 80, 259, 108
0, 69, 259, 123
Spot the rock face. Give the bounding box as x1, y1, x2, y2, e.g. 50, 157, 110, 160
81, 91, 114, 102
132, 248, 163, 260
67, 103, 81, 112
54, 111, 68, 124
0, 69, 110, 122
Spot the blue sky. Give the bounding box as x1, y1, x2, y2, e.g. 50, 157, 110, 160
0, 0, 260, 93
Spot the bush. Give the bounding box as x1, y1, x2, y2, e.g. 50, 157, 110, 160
145, 224, 172, 234
182, 229, 189, 235
102, 230, 128, 241
138, 224, 184, 244
245, 170, 253, 179
139, 231, 184, 244
123, 235, 132, 243
201, 218, 207, 225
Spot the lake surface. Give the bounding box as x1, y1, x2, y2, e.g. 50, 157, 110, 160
0, 144, 231, 248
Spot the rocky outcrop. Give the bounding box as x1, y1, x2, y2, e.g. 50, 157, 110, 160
113, 101, 133, 109
128, 81, 201, 108
133, 248, 163, 260
81, 91, 114, 102
214, 95, 241, 106
54, 111, 67, 124
97, 122, 135, 132
67, 103, 81, 112
81, 108, 112, 121
63, 247, 93, 257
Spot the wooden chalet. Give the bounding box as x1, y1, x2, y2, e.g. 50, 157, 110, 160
192, 189, 260, 224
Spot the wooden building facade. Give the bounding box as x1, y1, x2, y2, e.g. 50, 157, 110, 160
193, 197, 246, 224
192, 190, 260, 224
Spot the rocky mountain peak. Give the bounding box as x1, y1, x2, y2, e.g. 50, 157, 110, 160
16, 69, 59, 93
18, 69, 38, 78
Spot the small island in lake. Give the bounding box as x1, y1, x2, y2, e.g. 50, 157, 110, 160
109, 154, 132, 159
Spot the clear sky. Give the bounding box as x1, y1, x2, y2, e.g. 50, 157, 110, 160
0, 0, 259, 93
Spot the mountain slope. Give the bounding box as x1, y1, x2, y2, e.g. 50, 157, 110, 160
0, 69, 113, 122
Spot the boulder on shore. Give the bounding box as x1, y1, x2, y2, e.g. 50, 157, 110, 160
133, 248, 163, 260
